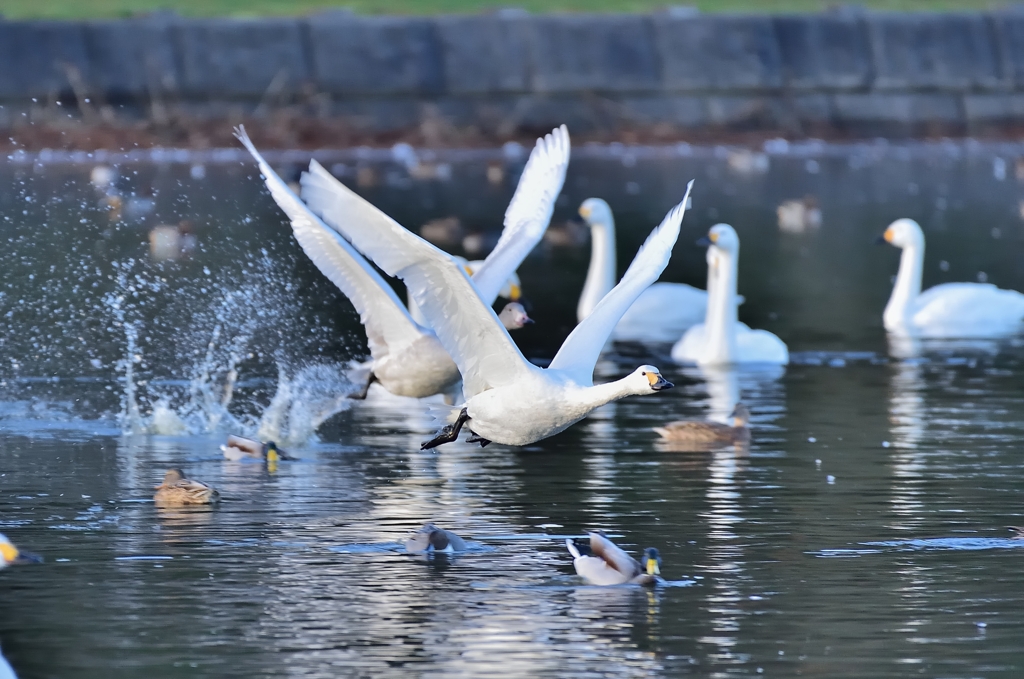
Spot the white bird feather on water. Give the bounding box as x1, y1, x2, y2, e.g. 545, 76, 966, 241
236, 125, 570, 400
315, 172, 693, 447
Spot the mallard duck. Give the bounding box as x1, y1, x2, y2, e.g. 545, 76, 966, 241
565, 532, 661, 586
221, 435, 291, 463
0, 533, 42, 570
153, 469, 219, 506
403, 523, 467, 554
654, 403, 751, 445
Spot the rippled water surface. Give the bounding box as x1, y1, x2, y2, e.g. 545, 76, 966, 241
3, 140, 1024, 677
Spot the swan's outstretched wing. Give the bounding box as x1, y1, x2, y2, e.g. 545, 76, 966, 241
548, 181, 694, 384
300, 163, 532, 397
235, 127, 425, 360
471, 125, 570, 304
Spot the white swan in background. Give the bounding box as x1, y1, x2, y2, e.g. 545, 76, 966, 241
672, 224, 788, 366
237, 125, 569, 399
319, 178, 693, 447
577, 197, 709, 343
879, 218, 1024, 338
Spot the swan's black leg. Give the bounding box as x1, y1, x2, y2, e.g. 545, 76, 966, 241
466, 430, 491, 447
349, 371, 377, 400
421, 408, 470, 450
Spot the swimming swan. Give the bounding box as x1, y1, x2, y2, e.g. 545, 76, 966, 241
237, 125, 569, 399
565, 532, 661, 586
577, 197, 709, 342
878, 218, 1024, 338
671, 224, 788, 366
319, 178, 692, 447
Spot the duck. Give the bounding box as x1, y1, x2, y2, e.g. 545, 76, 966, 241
0, 533, 41, 570
671, 224, 788, 366
237, 125, 568, 401
325, 179, 692, 447
577, 197, 708, 343
877, 218, 1024, 338
565, 532, 661, 586
153, 469, 220, 506
220, 435, 292, 463
653, 402, 751, 446
403, 523, 467, 553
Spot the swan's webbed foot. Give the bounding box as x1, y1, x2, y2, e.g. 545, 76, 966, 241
349, 371, 377, 400
466, 431, 491, 447
421, 408, 470, 450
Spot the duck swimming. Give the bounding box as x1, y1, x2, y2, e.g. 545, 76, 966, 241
672, 224, 788, 366
654, 402, 751, 446
238, 125, 568, 401
321, 179, 690, 448
565, 532, 661, 586
153, 469, 220, 506
403, 523, 467, 554
878, 218, 1024, 338
221, 436, 291, 463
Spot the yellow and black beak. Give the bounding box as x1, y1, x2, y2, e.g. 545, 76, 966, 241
646, 557, 661, 576
509, 283, 522, 301
0, 541, 19, 564
646, 372, 673, 391
875, 227, 894, 245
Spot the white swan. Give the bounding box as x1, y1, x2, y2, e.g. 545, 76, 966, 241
317, 179, 693, 447
672, 224, 788, 366
407, 257, 521, 328
237, 125, 569, 399
879, 218, 1024, 338
577, 197, 709, 343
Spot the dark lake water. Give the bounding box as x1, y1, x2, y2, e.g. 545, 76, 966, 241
2, 139, 1024, 677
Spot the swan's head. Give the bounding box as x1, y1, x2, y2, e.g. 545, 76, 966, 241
878, 218, 924, 249
642, 547, 662, 576
578, 198, 614, 229
631, 365, 673, 393
499, 272, 522, 301
698, 223, 739, 254
498, 302, 534, 329
729, 402, 750, 427
0, 533, 41, 569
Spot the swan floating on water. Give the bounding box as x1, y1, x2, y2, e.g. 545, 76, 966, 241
320, 178, 691, 447
565, 532, 661, 586
237, 125, 569, 400
878, 218, 1024, 338
577, 197, 708, 343
672, 224, 789, 366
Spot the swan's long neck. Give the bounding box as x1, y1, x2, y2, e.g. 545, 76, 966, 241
577, 218, 617, 322
703, 246, 739, 364
577, 376, 645, 412
883, 242, 923, 333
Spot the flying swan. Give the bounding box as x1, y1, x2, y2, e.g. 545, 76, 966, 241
672, 224, 788, 366
314, 177, 693, 447
878, 218, 1024, 338
236, 125, 570, 399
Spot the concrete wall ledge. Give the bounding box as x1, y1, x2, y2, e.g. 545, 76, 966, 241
4, 10, 1024, 140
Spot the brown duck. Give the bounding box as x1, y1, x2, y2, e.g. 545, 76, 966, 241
653, 403, 751, 446
153, 469, 220, 506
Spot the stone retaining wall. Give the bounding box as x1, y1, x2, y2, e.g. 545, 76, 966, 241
5, 10, 1024, 137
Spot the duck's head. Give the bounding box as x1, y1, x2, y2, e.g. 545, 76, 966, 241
265, 442, 280, 463
499, 272, 522, 301
729, 403, 751, 427
425, 528, 453, 553
156, 468, 185, 488
578, 198, 614, 229
642, 547, 662, 576
0, 533, 41, 569
877, 218, 924, 249
698, 223, 739, 254
632, 365, 673, 393
498, 302, 534, 329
